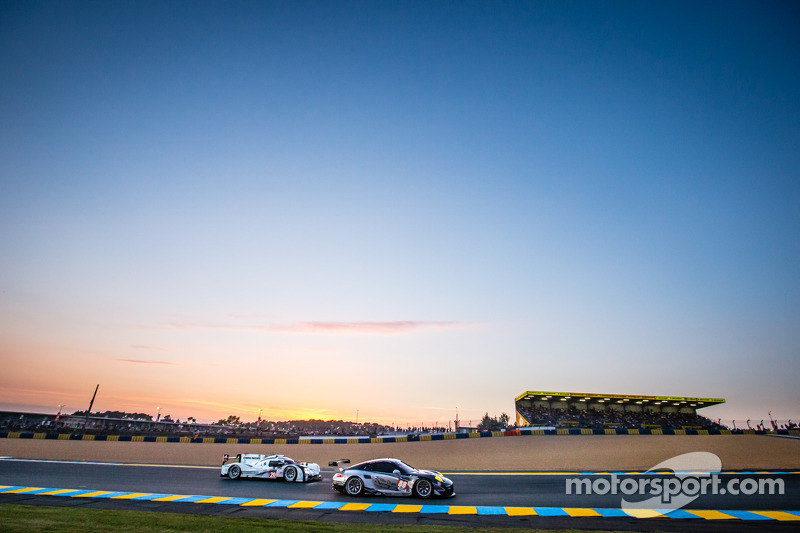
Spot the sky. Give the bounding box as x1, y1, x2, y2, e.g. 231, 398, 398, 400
1, 1, 798, 427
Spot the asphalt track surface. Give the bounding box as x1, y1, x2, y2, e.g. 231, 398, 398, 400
1, 459, 799, 532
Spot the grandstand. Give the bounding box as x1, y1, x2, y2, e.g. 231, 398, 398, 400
515, 391, 726, 431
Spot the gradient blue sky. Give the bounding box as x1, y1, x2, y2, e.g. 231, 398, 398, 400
1, 1, 798, 426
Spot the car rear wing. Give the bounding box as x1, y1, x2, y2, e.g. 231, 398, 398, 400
222, 453, 242, 465
328, 458, 351, 470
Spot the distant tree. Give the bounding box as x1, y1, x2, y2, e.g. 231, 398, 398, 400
161, 415, 174, 423
216, 415, 241, 426
71, 410, 152, 421
478, 412, 510, 431
478, 412, 495, 431
499, 412, 510, 428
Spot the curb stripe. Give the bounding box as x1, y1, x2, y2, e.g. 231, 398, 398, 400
313, 501, 345, 510
1, 485, 798, 520
752, 511, 800, 521
364, 504, 396, 512
2, 487, 47, 494
240, 498, 276, 506
264, 499, 299, 507
564, 508, 602, 517
621, 509, 666, 518
16, 488, 55, 495
686, 510, 737, 520
110, 493, 151, 500
215, 497, 254, 505
419, 504, 449, 513
393, 504, 422, 513
594, 508, 631, 517
131, 492, 170, 502
92, 492, 135, 499
340, 503, 370, 511
505, 506, 537, 516
476, 506, 507, 515
663, 509, 702, 519
149, 494, 189, 501
722, 511, 772, 520
133, 494, 173, 500
195, 497, 230, 504
288, 501, 323, 509
533, 507, 569, 516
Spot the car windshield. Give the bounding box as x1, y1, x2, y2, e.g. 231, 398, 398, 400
348, 461, 370, 471
393, 460, 416, 474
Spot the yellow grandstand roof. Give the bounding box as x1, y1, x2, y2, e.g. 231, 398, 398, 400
515, 391, 724, 408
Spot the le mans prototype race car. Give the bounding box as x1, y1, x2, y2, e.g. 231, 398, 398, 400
221, 454, 321, 482
332, 458, 454, 498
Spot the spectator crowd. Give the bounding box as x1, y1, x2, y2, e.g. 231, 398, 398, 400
520, 405, 728, 430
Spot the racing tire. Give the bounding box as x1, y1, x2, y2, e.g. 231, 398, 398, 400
414, 479, 433, 499
228, 465, 242, 480
345, 476, 364, 496
283, 466, 297, 482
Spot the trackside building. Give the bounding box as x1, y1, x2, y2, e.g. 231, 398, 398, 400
515, 391, 725, 428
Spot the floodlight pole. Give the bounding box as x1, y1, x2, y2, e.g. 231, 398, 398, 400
84, 384, 99, 428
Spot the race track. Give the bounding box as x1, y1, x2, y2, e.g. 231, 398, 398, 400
1, 458, 799, 531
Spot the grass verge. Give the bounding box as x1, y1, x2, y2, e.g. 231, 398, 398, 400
0, 503, 640, 532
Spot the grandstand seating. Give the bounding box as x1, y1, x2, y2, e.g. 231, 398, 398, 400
519, 405, 727, 431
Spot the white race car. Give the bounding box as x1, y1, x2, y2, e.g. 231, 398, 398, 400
220, 453, 321, 482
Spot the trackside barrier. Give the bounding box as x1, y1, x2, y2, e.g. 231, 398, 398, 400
0, 428, 797, 444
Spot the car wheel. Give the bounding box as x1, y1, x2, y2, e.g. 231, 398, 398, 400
414, 478, 433, 498
345, 476, 364, 496
283, 466, 297, 482
228, 465, 241, 480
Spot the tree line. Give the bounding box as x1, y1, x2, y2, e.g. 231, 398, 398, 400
69, 410, 514, 432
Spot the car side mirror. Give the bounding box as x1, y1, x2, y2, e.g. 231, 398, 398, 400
393, 469, 401, 475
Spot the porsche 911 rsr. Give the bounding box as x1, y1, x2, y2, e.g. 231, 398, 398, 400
332, 458, 454, 498
220, 454, 320, 482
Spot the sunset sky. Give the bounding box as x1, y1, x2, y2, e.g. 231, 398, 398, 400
1, 1, 798, 427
